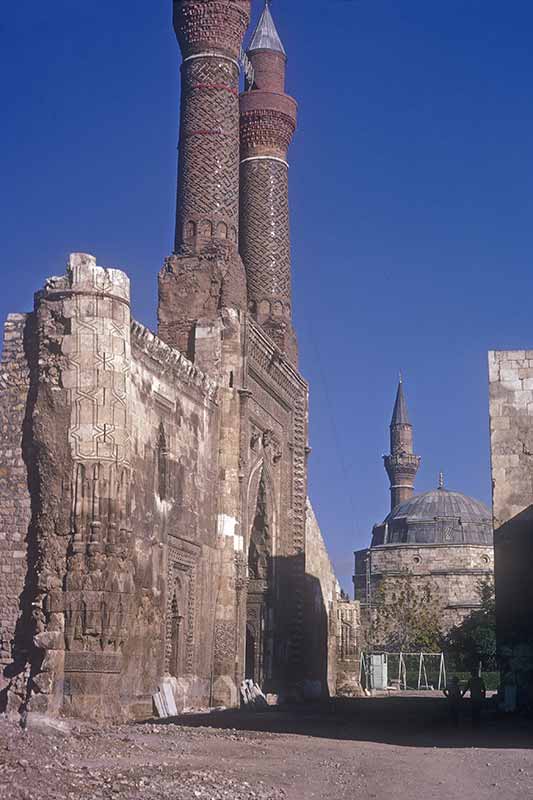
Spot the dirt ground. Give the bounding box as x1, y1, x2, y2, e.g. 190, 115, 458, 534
0, 692, 531, 800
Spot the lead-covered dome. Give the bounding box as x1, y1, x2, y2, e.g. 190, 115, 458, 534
372, 487, 493, 547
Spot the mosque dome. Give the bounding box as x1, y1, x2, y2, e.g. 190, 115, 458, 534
372, 486, 493, 547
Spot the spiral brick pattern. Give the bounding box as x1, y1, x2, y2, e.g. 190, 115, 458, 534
176, 57, 241, 250
158, 1, 251, 355
174, 0, 250, 60
239, 27, 298, 365
172, 0, 251, 253
240, 158, 291, 311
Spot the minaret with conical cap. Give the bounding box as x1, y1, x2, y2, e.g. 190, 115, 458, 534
384, 378, 421, 511
239, 2, 298, 365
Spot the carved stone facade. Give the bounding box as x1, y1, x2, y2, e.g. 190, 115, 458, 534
0, 2, 344, 719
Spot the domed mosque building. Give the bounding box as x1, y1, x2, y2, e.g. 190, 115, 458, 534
354, 380, 494, 634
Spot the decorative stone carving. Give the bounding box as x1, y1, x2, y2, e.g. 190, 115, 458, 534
166, 546, 198, 676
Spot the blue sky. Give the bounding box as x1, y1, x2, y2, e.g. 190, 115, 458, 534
2, 1, 533, 592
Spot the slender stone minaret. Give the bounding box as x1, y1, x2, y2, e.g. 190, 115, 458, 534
158, 0, 251, 358
384, 378, 421, 511
239, 2, 298, 366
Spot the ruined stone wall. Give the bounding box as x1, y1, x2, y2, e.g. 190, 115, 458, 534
354, 543, 494, 633
304, 501, 339, 696
489, 349, 533, 683
0, 251, 332, 717
335, 600, 361, 695
0, 254, 228, 720
0, 315, 32, 707
125, 322, 221, 716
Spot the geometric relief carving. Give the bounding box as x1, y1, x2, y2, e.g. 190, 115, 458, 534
177, 58, 241, 247
166, 548, 197, 675
248, 468, 271, 581
240, 159, 291, 305
247, 342, 307, 557
214, 621, 236, 666
64, 651, 122, 674
64, 455, 134, 664
246, 319, 308, 674
65, 292, 131, 467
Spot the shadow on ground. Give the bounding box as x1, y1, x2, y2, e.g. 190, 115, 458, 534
148, 694, 532, 750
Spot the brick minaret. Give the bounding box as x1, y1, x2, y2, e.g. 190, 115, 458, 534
158, 0, 251, 358
384, 379, 421, 511
239, 3, 298, 366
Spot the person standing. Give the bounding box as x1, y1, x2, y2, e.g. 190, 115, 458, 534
464, 671, 486, 727
443, 676, 463, 728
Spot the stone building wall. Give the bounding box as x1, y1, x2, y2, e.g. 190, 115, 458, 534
354, 543, 494, 633
304, 501, 338, 695
0, 252, 344, 719
122, 321, 221, 716
304, 502, 361, 696
0, 314, 32, 709
0, 254, 229, 719
241, 319, 309, 693
489, 349, 533, 685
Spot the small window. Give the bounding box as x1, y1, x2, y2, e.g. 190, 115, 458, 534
157, 423, 168, 501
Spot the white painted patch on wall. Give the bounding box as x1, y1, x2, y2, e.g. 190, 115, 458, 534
217, 514, 237, 538
217, 514, 243, 551
195, 326, 217, 340
155, 494, 172, 515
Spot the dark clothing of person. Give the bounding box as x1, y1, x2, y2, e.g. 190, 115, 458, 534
471, 701, 482, 727
465, 676, 486, 728
444, 683, 462, 728
466, 676, 486, 702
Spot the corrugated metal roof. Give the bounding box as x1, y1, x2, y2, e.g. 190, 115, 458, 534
248, 3, 286, 55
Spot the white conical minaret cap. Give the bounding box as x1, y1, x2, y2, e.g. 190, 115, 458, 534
249, 2, 286, 56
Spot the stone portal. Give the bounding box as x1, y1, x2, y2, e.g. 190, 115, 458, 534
246, 469, 273, 687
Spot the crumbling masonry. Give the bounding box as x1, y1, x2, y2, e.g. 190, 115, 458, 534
0, 2, 357, 719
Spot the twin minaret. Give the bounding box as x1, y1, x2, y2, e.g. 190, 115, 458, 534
240, 4, 298, 364
384, 379, 421, 512
162, 4, 418, 509
159, 0, 298, 366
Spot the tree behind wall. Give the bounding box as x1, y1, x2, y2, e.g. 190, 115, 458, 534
365, 577, 443, 653
445, 579, 496, 672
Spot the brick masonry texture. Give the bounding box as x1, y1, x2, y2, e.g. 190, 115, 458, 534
159, 1, 250, 357
489, 350, 533, 677
172, 1, 250, 255
240, 160, 292, 311
239, 36, 298, 367
175, 56, 241, 251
